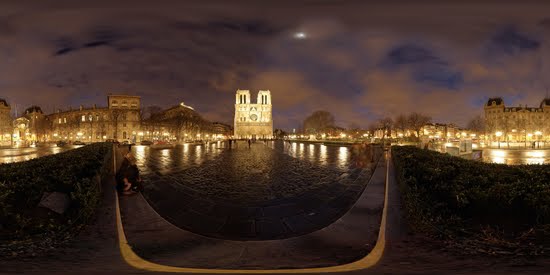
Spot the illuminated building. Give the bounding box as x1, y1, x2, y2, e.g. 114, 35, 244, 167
484, 97, 550, 143
234, 89, 273, 139
0, 99, 12, 146
46, 94, 141, 142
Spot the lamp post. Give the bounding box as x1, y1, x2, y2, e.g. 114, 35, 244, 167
495, 131, 502, 149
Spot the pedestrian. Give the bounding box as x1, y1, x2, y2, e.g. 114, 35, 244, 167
228, 139, 232, 149
116, 152, 133, 194
122, 155, 142, 195
248, 139, 251, 148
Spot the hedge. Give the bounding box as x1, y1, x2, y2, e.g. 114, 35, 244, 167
0, 143, 112, 239
392, 146, 550, 251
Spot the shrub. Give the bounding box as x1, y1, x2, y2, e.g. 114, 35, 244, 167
392, 146, 550, 243
0, 143, 112, 239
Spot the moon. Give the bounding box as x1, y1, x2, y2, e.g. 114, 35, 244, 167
293, 32, 307, 39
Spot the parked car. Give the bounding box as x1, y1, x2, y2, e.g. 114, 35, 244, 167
73, 140, 85, 145
56, 141, 67, 147
140, 140, 153, 145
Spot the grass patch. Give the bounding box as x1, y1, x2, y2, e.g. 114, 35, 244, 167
392, 146, 550, 256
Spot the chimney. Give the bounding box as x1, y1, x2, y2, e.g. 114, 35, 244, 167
79, 105, 83, 111
93, 104, 96, 109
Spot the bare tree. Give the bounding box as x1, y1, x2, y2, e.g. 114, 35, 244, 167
141, 105, 163, 120
303, 110, 335, 134
467, 115, 485, 134
111, 109, 124, 140
378, 117, 393, 139
394, 114, 408, 137
408, 112, 431, 139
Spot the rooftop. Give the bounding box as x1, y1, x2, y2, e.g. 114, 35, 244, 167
0, 98, 9, 107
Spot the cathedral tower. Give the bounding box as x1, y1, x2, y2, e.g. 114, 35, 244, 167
234, 90, 273, 139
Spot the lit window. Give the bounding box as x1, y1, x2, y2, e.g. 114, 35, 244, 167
64, 117, 67, 123
96, 115, 99, 121
89, 115, 93, 121
82, 115, 85, 122
58, 118, 62, 124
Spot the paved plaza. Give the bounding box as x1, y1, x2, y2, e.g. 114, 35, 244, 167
132, 141, 380, 240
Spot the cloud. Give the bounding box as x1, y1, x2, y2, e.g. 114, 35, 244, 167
1, 1, 550, 130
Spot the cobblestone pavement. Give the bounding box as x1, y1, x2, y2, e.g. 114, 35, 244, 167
131, 140, 381, 240
0, 145, 81, 164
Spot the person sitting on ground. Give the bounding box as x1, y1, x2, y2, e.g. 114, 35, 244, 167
116, 152, 133, 194
122, 155, 142, 195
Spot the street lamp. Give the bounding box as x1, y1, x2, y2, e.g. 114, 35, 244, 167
495, 131, 502, 149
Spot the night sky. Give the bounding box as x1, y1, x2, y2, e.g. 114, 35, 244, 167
1, 0, 550, 130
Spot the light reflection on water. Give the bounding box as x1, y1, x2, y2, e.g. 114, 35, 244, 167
482, 149, 550, 165
132, 141, 354, 172
195, 144, 202, 165
282, 142, 352, 169
0, 145, 76, 164
320, 144, 328, 165
338, 146, 349, 168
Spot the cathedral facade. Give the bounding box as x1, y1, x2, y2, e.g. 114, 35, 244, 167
234, 90, 273, 139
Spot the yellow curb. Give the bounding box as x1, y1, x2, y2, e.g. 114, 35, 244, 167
115, 152, 390, 273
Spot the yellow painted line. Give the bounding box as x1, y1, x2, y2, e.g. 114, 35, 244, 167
115, 152, 390, 273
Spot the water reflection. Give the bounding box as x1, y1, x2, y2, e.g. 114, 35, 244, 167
0, 145, 75, 164
133, 141, 355, 176
482, 149, 550, 165
319, 144, 328, 165
280, 142, 352, 169
308, 144, 315, 162
195, 145, 202, 165
338, 147, 349, 168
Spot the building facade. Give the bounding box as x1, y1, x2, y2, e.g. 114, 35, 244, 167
234, 89, 273, 139
212, 122, 233, 136
141, 102, 214, 142
484, 97, 550, 143
47, 95, 141, 143
0, 99, 12, 146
